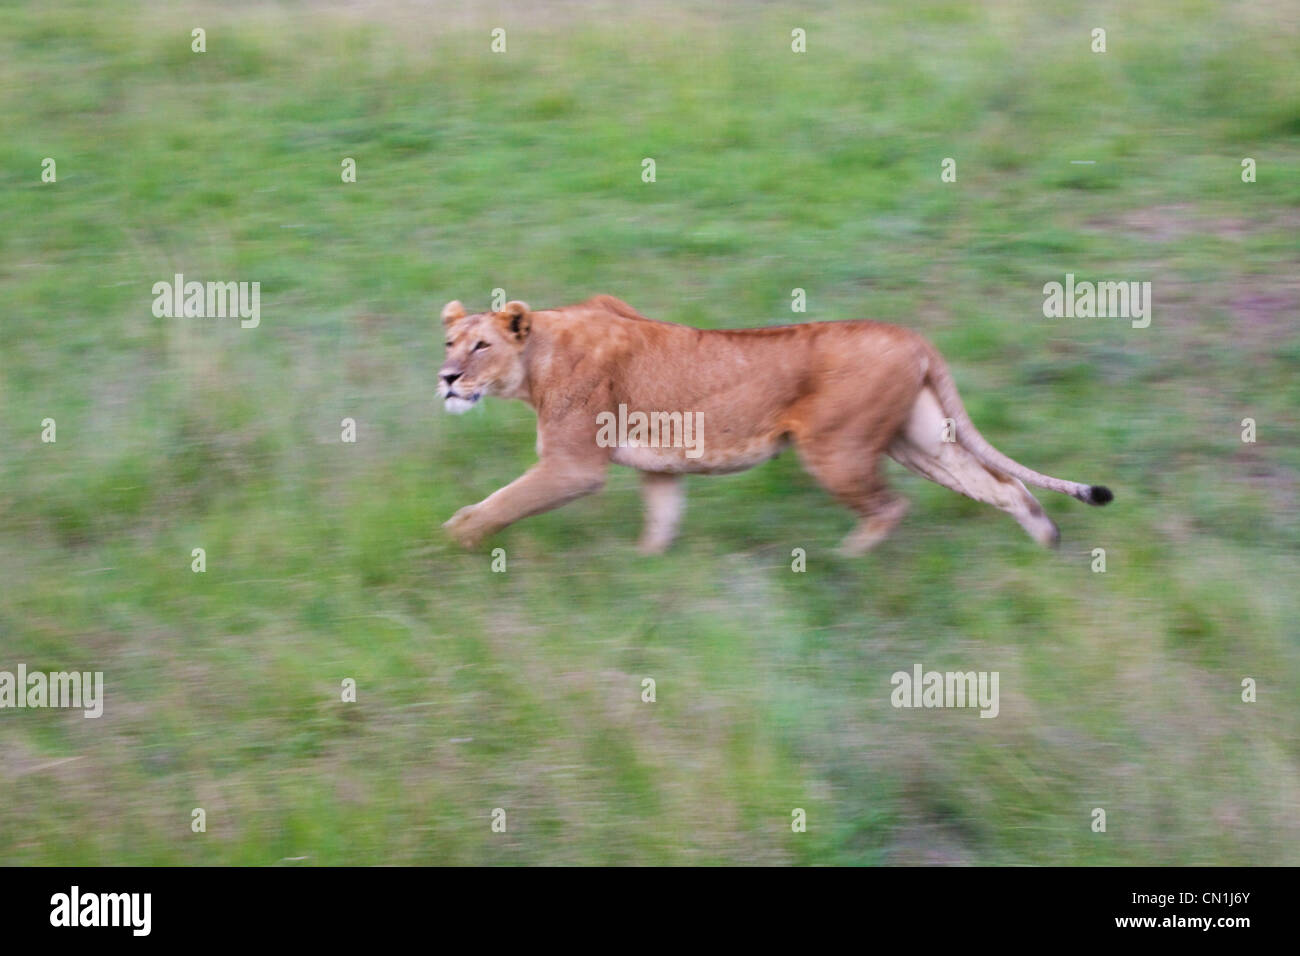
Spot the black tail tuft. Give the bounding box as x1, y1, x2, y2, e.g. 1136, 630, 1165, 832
1086, 485, 1114, 506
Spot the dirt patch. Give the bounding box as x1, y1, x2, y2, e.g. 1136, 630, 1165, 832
1085, 204, 1290, 243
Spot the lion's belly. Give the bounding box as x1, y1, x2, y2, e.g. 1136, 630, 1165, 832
609, 433, 789, 474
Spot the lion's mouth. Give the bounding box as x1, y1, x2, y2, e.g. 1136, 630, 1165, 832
443, 390, 481, 414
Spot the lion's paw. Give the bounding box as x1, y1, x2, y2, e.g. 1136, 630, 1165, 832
443, 506, 485, 549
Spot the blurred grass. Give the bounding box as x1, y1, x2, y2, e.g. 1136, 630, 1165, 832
0, 0, 1297, 864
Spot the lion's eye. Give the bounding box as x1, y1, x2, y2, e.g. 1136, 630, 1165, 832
472, 341, 489, 352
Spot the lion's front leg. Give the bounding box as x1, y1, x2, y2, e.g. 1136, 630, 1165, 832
637, 471, 685, 555
443, 459, 607, 548
442, 503, 490, 549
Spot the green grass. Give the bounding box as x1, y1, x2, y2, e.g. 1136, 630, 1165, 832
1, 0, 1297, 865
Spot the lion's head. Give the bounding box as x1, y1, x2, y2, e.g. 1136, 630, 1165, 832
437, 300, 532, 413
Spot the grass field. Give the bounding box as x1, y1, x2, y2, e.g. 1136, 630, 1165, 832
1, 0, 1298, 865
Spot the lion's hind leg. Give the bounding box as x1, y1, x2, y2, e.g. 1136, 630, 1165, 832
838, 495, 910, 556
888, 388, 1059, 548
795, 443, 909, 556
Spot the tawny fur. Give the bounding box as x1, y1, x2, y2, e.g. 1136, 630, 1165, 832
437, 296, 1111, 553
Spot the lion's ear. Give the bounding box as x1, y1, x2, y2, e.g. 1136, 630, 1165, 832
497, 300, 531, 342
441, 300, 467, 327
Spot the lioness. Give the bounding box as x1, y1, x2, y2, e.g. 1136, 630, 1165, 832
438, 295, 1112, 554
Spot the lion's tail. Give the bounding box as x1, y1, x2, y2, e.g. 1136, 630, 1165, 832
922, 343, 1114, 506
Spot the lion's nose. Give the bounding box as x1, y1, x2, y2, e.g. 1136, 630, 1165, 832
441, 371, 462, 386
